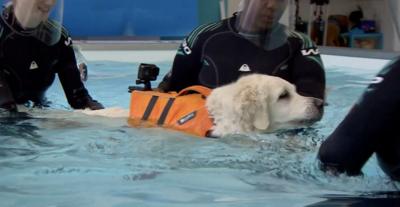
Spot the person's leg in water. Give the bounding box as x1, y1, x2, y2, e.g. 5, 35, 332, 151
318, 57, 400, 179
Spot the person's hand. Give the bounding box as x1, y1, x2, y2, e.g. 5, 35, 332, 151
86, 99, 104, 110
0, 105, 31, 120
0, 101, 17, 113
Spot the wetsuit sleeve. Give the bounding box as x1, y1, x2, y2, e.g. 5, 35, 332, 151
55, 34, 104, 110
291, 35, 326, 100
158, 26, 206, 92
0, 71, 17, 111
318, 57, 400, 178
0, 19, 16, 111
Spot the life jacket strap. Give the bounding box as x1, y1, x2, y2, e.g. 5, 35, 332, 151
157, 97, 175, 126
177, 85, 211, 98
142, 95, 159, 121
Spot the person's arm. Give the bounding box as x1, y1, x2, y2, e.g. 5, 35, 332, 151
290, 34, 326, 100
0, 17, 16, 112
318, 57, 400, 178
0, 71, 17, 112
158, 25, 208, 92
55, 34, 103, 110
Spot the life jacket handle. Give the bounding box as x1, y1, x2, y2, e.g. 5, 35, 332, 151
177, 85, 212, 98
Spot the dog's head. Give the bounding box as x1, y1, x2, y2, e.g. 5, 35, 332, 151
207, 74, 324, 136
238, 74, 323, 132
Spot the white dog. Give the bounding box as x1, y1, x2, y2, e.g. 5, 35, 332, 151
206, 74, 323, 136
81, 74, 323, 137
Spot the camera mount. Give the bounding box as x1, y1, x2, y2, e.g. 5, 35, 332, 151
128, 63, 160, 92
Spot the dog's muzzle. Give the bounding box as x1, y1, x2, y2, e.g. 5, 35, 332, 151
310, 98, 324, 121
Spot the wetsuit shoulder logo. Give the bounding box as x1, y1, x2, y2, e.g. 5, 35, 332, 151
64, 37, 72, 46
29, 61, 39, 70
370, 76, 384, 84
182, 39, 192, 55
239, 64, 251, 72
301, 48, 320, 56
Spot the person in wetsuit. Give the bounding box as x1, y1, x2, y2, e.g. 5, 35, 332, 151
158, 0, 326, 103
318, 0, 400, 181
0, 0, 103, 113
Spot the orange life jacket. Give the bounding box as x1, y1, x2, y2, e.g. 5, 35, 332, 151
128, 86, 214, 137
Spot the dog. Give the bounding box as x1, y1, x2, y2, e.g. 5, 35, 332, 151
206, 74, 324, 136
81, 74, 323, 137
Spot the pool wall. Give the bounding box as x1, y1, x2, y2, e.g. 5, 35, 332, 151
76, 41, 399, 60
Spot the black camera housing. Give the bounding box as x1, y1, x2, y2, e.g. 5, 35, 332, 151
137, 63, 159, 82
129, 63, 160, 92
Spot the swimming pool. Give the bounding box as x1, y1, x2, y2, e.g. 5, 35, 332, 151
0, 51, 398, 207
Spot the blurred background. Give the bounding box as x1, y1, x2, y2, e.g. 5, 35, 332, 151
66, 0, 399, 54
64, 0, 223, 40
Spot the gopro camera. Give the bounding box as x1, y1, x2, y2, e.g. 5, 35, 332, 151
129, 63, 160, 92
137, 63, 159, 83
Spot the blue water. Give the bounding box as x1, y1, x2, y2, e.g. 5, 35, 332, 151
0, 53, 398, 207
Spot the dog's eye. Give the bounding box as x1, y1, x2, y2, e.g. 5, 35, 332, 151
278, 90, 290, 100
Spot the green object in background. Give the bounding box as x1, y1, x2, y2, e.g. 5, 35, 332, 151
198, 0, 224, 25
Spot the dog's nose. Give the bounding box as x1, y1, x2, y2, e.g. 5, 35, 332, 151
308, 98, 324, 122
313, 98, 324, 111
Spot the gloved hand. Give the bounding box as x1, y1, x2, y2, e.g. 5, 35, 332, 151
0, 101, 17, 112
0, 86, 31, 119
70, 88, 104, 110
0, 74, 18, 113
0, 104, 31, 120
86, 98, 104, 110
33, 96, 52, 108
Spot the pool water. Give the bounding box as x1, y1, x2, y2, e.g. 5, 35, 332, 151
0, 51, 398, 207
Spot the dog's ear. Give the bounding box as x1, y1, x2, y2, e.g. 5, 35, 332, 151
253, 97, 270, 130
233, 78, 271, 131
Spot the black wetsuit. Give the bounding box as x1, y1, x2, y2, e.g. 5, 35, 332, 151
158, 15, 326, 100
318, 57, 400, 180
0, 10, 103, 112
